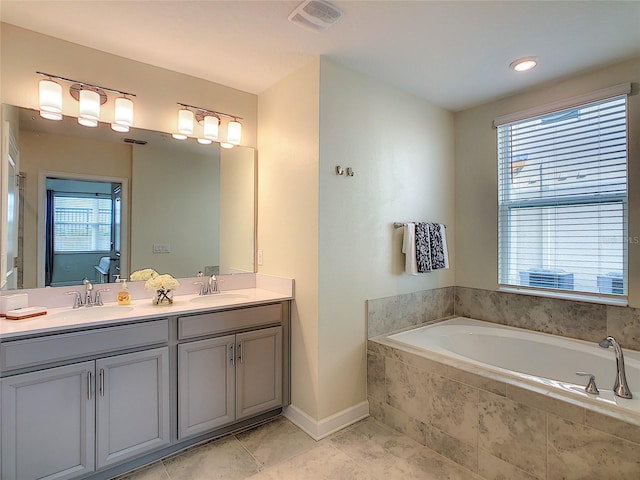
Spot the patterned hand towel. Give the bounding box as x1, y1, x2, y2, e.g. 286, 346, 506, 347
415, 222, 432, 273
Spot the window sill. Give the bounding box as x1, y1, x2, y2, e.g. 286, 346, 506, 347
498, 285, 628, 307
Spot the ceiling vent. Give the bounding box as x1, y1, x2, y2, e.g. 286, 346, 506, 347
288, 0, 344, 32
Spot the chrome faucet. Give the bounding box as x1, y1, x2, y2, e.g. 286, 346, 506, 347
66, 280, 110, 308
193, 275, 220, 295
599, 336, 633, 399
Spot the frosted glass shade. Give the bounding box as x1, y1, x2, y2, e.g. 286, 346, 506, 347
203, 115, 219, 140
178, 108, 194, 135
197, 138, 212, 145
111, 123, 129, 133
40, 111, 63, 121
39, 79, 62, 115
114, 97, 134, 127
78, 89, 100, 125
227, 120, 242, 145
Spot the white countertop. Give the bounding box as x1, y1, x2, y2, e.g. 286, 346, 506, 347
0, 287, 292, 340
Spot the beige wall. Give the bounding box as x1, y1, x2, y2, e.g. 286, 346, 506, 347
316, 59, 455, 418
257, 59, 321, 419
18, 130, 132, 287
258, 57, 455, 422
0, 24, 257, 148
131, 145, 219, 277
455, 57, 640, 305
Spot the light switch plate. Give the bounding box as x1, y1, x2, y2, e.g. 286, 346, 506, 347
153, 243, 171, 253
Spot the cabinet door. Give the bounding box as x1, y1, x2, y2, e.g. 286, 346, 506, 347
178, 334, 236, 439
236, 326, 283, 420
1, 361, 95, 480
95, 347, 170, 468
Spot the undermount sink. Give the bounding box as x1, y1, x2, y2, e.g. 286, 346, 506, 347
189, 293, 250, 305
47, 305, 135, 320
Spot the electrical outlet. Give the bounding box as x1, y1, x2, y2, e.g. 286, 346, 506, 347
257, 249, 264, 266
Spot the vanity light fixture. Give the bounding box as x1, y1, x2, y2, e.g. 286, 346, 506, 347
509, 57, 538, 72
38, 78, 63, 120
203, 114, 220, 141
112, 96, 134, 132
178, 108, 194, 135
36, 71, 136, 129
175, 103, 243, 147
227, 119, 242, 146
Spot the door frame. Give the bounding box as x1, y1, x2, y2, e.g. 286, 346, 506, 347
37, 170, 129, 287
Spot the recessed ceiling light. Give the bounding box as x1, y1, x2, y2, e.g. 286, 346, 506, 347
510, 57, 538, 72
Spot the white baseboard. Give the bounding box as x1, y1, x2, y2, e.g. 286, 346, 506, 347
283, 400, 369, 441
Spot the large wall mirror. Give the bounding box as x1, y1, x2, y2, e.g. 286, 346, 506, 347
2, 104, 256, 290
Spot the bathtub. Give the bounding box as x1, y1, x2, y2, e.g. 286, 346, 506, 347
387, 317, 640, 422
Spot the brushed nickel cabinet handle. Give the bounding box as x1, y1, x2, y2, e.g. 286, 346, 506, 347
230, 344, 235, 366
99, 368, 105, 397
87, 371, 92, 400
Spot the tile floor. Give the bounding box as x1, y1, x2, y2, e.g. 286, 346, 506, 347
118, 416, 482, 480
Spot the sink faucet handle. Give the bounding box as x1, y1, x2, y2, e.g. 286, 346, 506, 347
193, 281, 206, 296
94, 288, 110, 306
209, 274, 219, 293
576, 372, 600, 394
66, 291, 83, 309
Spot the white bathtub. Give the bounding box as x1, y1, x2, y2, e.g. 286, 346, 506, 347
387, 317, 640, 421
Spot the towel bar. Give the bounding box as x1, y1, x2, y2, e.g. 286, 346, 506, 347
394, 222, 446, 229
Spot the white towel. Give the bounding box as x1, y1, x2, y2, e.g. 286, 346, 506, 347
439, 223, 449, 269
402, 223, 418, 275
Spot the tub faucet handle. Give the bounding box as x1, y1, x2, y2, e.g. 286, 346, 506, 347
576, 372, 600, 395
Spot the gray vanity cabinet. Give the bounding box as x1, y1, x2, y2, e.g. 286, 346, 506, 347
0, 319, 171, 480
1, 361, 95, 480
1, 347, 170, 479
177, 304, 284, 440
178, 334, 236, 438
235, 326, 283, 419
95, 347, 171, 468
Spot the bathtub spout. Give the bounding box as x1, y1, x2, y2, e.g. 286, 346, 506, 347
599, 336, 633, 399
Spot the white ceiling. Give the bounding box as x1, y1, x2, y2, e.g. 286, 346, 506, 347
2, 1, 639, 112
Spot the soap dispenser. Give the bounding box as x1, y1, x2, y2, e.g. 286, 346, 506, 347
115, 275, 131, 306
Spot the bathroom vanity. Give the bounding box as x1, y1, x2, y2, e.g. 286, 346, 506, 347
0, 279, 292, 480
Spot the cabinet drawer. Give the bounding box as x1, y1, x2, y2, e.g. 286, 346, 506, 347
1, 319, 169, 371
178, 304, 282, 340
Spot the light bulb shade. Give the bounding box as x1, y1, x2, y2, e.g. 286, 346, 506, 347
111, 123, 129, 133
178, 108, 194, 135
79, 88, 100, 122
114, 97, 134, 127
78, 117, 98, 127
197, 137, 212, 145
172, 133, 188, 140
227, 120, 242, 145
203, 115, 219, 140
40, 111, 62, 121
39, 79, 63, 114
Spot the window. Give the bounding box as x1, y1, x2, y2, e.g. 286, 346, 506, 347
497, 94, 628, 298
53, 194, 112, 252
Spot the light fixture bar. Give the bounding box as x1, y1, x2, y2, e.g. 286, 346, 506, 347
176, 102, 242, 121
36, 71, 136, 98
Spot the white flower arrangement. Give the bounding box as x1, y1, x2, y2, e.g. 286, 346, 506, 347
145, 273, 180, 292
130, 268, 159, 281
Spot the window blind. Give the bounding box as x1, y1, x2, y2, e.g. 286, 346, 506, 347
497, 95, 628, 297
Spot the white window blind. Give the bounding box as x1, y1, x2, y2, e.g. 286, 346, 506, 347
497, 95, 628, 298
54, 194, 112, 253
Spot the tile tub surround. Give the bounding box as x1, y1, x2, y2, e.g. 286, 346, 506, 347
367, 339, 640, 480
455, 286, 640, 351
367, 286, 640, 352
367, 286, 455, 338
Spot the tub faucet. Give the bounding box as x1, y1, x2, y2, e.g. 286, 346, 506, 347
599, 336, 632, 399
